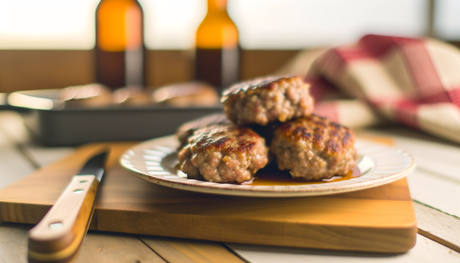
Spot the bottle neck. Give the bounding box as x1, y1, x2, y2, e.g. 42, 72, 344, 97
207, 0, 228, 14
196, 0, 237, 49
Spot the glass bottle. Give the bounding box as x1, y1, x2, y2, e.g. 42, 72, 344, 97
195, 0, 239, 90
95, 0, 145, 90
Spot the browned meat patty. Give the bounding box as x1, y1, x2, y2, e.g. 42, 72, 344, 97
270, 114, 357, 181
221, 76, 314, 126
176, 113, 230, 150
178, 124, 269, 183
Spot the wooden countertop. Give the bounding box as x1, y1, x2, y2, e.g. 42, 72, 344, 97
0, 111, 459, 262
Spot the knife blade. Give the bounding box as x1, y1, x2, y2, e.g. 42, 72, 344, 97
27, 150, 109, 263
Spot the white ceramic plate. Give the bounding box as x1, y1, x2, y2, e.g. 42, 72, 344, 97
120, 135, 415, 197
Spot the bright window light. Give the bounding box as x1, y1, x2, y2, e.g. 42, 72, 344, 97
0, 0, 98, 49
0, 0, 427, 50
435, 0, 460, 40
229, 0, 427, 49
142, 0, 206, 50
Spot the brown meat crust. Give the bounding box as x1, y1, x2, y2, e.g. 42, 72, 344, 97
221, 76, 314, 126
178, 124, 269, 183
270, 114, 357, 180
176, 113, 230, 150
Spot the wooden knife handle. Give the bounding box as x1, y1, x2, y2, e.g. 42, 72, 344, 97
28, 175, 99, 263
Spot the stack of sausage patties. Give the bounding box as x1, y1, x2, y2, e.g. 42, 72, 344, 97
177, 76, 357, 183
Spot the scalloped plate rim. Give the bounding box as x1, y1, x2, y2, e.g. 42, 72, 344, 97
120, 135, 415, 197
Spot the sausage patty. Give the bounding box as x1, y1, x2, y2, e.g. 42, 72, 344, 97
176, 113, 230, 150
178, 124, 269, 183
221, 76, 314, 126
270, 114, 357, 180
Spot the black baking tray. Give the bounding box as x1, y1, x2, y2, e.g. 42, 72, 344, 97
20, 105, 223, 146
6, 88, 223, 146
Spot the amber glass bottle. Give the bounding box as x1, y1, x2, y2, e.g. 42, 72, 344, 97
195, 0, 239, 90
95, 0, 145, 90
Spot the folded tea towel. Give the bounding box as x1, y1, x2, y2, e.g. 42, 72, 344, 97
307, 34, 460, 143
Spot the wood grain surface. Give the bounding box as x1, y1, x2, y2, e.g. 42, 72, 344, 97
228, 234, 460, 263
0, 142, 417, 253
0, 223, 167, 263
138, 236, 245, 263
414, 202, 460, 253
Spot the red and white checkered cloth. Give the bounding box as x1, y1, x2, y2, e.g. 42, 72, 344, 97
307, 34, 460, 143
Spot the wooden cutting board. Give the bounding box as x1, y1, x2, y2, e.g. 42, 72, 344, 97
0, 141, 417, 253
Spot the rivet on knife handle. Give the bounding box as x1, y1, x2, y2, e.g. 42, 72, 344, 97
28, 175, 99, 263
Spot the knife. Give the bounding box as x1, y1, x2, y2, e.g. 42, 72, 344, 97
27, 150, 109, 263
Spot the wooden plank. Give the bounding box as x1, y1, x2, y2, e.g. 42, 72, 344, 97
0, 223, 29, 263
77, 232, 166, 263
0, 110, 74, 168
407, 168, 460, 217
0, 218, 246, 263
0, 111, 30, 144
21, 145, 74, 168
139, 236, 245, 263
0, 114, 35, 189
414, 201, 460, 253
388, 133, 460, 183
0, 223, 166, 263
227, 234, 460, 263
0, 139, 35, 189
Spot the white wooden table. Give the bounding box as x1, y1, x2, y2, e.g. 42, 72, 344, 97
1, 111, 459, 263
